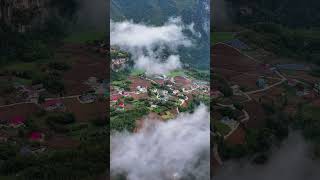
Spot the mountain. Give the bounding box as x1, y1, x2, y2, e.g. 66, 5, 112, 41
219, 0, 320, 28
111, 0, 210, 69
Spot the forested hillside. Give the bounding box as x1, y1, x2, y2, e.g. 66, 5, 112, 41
225, 0, 320, 28
111, 0, 210, 69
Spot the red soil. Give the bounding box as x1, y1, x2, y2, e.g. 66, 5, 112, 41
63, 98, 106, 122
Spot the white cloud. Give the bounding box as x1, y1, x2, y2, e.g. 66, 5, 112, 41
110, 18, 193, 75
215, 132, 320, 180
110, 105, 210, 180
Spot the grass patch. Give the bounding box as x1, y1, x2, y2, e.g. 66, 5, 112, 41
130, 68, 145, 76
214, 120, 231, 136
3, 62, 37, 72
303, 104, 320, 120
64, 31, 106, 44
166, 69, 185, 77
211, 32, 234, 44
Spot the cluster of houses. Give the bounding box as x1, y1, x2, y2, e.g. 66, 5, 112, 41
0, 115, 45, 144
14, 83, 46, 103
111, 58, 128, 72
111, 46, 130, 72
110, 74, 210, 112
287, 78, 318, 99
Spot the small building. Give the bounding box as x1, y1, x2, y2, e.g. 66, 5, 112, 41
42, 99, 65, 111
231, 85, 240, 94
136, 86, 147, 93
9, 116, 26, 128
117, 102, 125, 111
78, 93, 96, 104
172, 90, 180, 95
0, 132, 9, 142
314, 82, 320, 95
31, 84, 45, 92
287, 79, 298, 87
29, 131, 45, 142
0, 119, 8, 127
111, 95, 120, 102
211, 90, 223, 99
256, 77, 267, 89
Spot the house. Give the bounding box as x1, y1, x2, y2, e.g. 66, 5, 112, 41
160, 90, 169, 96
31, 84, 45, 92
0, 119, 8, 127
9, 116, 26, 128
29, 131, 45, 142
314, 82, 320, 95
231, 85, 240, 94
28, 91, 39, 103
256, 77, 267, 89
111, 95, 120, 102
117, 102, 125, 111
212, 90, 223, 99
0, 132, 9, 142
296, 83, 310, 96
42, 99, 65, 111
287, 79, 298, 87
172, 90, 180, 95
78, 93, 96, 104
136, 86, 147, 93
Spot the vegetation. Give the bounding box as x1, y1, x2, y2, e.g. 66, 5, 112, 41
110, 101, 149, 132
238, 23, 320, 64
226, 0, 320, 28
63, 31, 106, 44
211, 32, 234, 44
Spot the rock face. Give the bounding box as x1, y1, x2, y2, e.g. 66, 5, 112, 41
0, 0, 50, 32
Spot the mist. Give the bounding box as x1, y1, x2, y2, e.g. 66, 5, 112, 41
110, 105, 210, 180
214, 132, 320, 180
110, 18, 194, 75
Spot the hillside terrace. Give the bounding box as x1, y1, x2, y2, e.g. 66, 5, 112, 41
212, 41, 320, 170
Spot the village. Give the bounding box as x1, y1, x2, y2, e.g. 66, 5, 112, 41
0, 40, 108, 156
110, 46, 210, 131
212, 41, 320, 172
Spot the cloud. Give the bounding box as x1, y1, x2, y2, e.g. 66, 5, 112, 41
135, 55, 182, 75
214, 132, 320, 180
110, 18, 193, 75
110, 105, 210, 180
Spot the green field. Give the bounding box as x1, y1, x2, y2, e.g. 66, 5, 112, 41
64, 31, 106, 44
214, 120, 231, 136
211, 32, 234, 44
303, 104, 320, 120
130, 68, 146, 76
166, 69, 185, 77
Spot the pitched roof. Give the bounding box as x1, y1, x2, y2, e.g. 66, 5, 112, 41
9, 116, 26, 125
29, 131, 44, 141
43, 99, 62, 108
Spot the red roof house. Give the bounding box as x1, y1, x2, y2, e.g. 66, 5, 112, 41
42, 99, 64, 111
9, 116, 26, 127
29, 131, 44, 142
118, 102, 125, 108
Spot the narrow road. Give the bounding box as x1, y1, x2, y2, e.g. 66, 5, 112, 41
0, 95, 81, 109
246, 70, 287, 95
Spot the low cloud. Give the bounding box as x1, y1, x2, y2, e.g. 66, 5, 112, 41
110, 105, 210, 180
110, 17, 194, 75
214, 132, 320, 180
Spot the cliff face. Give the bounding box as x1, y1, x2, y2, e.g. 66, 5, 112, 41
0, 0, 50, 32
